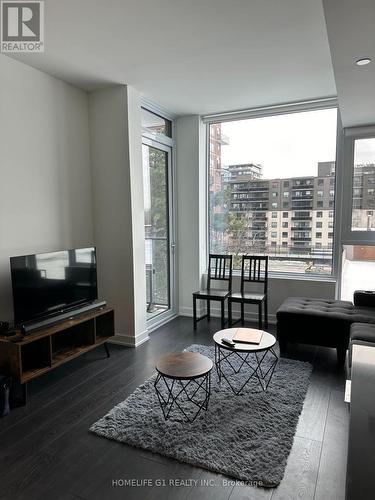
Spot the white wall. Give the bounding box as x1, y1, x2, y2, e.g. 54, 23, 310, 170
176, 114, 336, 323
0, 55, 93, 322
89, 85, 148, 346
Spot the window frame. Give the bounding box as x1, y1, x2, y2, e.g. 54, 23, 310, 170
141, 107, 172, 140
141, 99, 178, 331
205, 98, 340, 280
342, 125, 375, 245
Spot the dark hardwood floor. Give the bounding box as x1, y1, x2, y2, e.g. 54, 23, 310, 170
0, 317, 348, 500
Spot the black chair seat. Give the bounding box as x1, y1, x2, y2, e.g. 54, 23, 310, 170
193, 289, 230, 300
229, 292, 266, 303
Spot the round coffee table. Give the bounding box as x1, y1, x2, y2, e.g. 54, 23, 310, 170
213, 328, 278, 395
154, 352, 213, 422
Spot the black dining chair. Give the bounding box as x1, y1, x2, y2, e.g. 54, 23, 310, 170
228, 255, 269, 329
192, 254, 233, 330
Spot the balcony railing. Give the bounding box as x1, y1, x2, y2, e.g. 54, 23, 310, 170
248, 231, 267, 241
291, 236, 311, 241
233, 194, 268, 200
252, 206, 269, 211
246, 185, 269, 191
252, 216, 268, 222
291, 216, 312, 220
291, 193, 314, 200
223, 244, 332, 261
291, 225, 311, 230
292, 202, 313, 209
292, 181, 314, 189
245, 198, 269, 203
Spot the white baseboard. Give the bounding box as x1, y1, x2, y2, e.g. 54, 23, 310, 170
179, 305, 205, 317
179, 304, 276, 325
109, 329, 150, 348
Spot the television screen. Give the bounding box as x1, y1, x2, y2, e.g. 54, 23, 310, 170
10, 247, 98, 325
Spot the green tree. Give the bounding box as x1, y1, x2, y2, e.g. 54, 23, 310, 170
145, 147, 169, 306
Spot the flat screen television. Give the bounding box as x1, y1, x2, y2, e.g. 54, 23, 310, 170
10, 247, 98, 325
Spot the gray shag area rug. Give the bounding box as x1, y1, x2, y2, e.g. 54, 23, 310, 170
90, 344, 312, 487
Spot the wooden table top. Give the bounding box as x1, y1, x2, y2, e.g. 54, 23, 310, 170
156, 352, 213, 380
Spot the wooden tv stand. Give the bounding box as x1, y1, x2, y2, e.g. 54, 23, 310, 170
0, 306, 115, 405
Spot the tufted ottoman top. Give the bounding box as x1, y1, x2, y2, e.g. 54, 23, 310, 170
277, 297, 375, 324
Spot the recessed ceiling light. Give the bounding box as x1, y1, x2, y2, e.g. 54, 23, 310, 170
356, 58, 371, 66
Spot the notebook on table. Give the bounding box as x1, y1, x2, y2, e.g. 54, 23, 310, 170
232, 328, 263, 345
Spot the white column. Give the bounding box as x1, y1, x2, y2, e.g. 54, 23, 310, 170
89, 85, 148, 346
176, 115, 207, 316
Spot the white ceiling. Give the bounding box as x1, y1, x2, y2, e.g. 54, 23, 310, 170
9, 0, 337, 116
323, 0, 375, 127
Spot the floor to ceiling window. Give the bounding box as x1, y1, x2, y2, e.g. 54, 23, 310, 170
208, 107, 338, 275
141, 108, 175, 324
340, 131, 375, 298
351, 137, 375, 231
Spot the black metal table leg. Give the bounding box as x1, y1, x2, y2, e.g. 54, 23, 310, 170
215, 345, 278, 395
104, 343, 110, 358
154, 371, 212, 423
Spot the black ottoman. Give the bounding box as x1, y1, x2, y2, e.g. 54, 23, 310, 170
276, 297, 375, 365
349, 323, 375, 368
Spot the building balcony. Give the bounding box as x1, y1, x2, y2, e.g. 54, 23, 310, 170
252, 215, 268, 222
251, 206, 268, 211
248, 193, 269, 201
249, 232, 267, 239
291, 236, 311, 241
246, 196, 269, 201
291, 194, 314, 200
292, 203, 313, 210
246, 185, 269, 192
233, 194, 268, 201
291, 216, 312, 221
292, 181, 314, 189
291, 225, 311, 230
230, 206, 245, 211
231, 185, 249, 191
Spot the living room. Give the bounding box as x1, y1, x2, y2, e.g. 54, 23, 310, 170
0, 1, 374, 499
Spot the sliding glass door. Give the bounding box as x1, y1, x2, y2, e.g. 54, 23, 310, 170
142, 137, 175, 325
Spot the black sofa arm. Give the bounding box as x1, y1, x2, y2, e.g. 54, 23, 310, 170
353, 290, 375, 308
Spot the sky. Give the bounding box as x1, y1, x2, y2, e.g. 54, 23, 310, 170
220, 108, 338, 179
354, 138, 375, 165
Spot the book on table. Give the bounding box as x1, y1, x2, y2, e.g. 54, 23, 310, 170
232, 328, 263, 345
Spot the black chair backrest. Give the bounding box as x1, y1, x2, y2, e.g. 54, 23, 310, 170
241, 256, 268, 294
207, 254, 233, 292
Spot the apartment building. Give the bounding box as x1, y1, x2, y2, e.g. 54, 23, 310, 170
229, 162, 336, 259
209, 123, 229, 195
352, 163, 375, 230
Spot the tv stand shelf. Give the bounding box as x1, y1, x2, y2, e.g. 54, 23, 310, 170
0, 306, 115, 400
